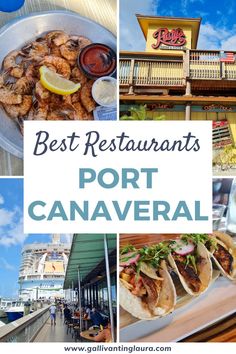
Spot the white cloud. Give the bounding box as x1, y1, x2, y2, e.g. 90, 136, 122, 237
120, 0, 236, 52
0, 257, 15, 271
221, 35, 236, 51
198, 22, 236, 50
0, 209, 15, 226
120, 0, 159, 51
0, 210, 27, 246
181, 0, 188, 15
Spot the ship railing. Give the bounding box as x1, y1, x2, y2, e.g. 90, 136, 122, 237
0, 304, 50, 342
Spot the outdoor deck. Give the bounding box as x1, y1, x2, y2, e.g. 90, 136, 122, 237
120, 50, 236, 94
34, 316, 72, 342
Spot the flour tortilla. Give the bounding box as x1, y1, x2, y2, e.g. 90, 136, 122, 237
211, 231, 236, 280
168, 241, 212, 296
119, 260, 176, 320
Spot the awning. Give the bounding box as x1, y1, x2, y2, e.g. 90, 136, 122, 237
63, 234, 116, 289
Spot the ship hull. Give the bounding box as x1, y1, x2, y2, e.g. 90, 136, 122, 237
6, 311, 23, 322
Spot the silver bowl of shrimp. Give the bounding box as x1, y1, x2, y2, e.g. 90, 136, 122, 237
0, 10, 116, 158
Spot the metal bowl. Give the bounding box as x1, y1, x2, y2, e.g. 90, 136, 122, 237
0, 10, 116, 158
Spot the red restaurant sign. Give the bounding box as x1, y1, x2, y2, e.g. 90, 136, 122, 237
152, 28, 186, 49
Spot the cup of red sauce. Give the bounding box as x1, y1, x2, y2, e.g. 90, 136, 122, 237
78, 43, 116, 79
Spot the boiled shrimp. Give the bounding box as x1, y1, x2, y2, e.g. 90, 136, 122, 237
25, 63, 40, 81
60, 39, 80, 62
28, 101, 48, 120
70, 35, 92, 51
3, 50, 24, 78
71, 67, 87, 86
0, 75, 4, 88
63, 95, 72, 105
46, 31, 69, 47
51, 45, 62, 57
14, 77, 34, 95
0, 73, 7, 88
47, 103, 76, 120
35, 81, 51, 101
49, 93, 62, 106
71, 90, 81, 104
34, 105, 48, 120
80, 80, 96, 112
42, 56, 71, 79
73, 102, 93, 120
3, 95, 32, 118
0, 88, 22, 105
21, 41, 49, 61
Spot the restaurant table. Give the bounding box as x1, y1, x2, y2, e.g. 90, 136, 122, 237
181, 312, 236, 342
0, 0, 116, 176
80, 328, 99, 341
71, 316, 90, 330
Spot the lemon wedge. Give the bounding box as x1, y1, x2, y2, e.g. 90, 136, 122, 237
39, 66, 80, 95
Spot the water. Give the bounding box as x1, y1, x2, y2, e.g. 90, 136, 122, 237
0, 317, 9, 325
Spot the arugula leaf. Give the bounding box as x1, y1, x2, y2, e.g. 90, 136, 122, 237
120, 254, 137, 263
120, 244, 137, 255
137, 243, 170, 268
185, 254, 198, 273
181, 234, 217, 250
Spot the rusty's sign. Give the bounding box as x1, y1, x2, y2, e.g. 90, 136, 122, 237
152, 28, 186, 49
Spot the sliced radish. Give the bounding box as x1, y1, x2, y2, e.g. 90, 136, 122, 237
120, 252, 140, 266
170, 239, 195, 256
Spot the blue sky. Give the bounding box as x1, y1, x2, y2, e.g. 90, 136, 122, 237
0, 179, 71, 298
120, 0, 236, 51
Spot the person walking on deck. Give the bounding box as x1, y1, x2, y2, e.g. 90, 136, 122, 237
49, 303, 57, 325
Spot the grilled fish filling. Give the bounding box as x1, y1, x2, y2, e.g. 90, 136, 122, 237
173, 254, 201, 293
213, 244, 233, 274
120, 267, 162, 315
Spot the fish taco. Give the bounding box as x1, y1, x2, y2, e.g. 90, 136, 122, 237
168, 235, 212, 296
208, 232, 236, 280
180, 233, 236, 280
119, 244, 176, 320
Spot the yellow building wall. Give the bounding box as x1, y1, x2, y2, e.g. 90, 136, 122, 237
191, 112, 218, 120
146, 24, 192, 55
135, 60, 184, 82
146, 111, 185, 120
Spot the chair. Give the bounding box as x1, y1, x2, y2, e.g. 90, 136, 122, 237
66, 322, 74, 335
73, 325, 80, 342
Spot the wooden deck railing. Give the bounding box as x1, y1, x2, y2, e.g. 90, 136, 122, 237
189, 50, 236, 80
120, 50, 236, 91
120, 58, 184, 87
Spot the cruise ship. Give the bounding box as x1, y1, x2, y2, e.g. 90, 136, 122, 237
18, 235, 71, 301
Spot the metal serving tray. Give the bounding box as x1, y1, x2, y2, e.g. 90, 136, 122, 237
0, 10, 116, 158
